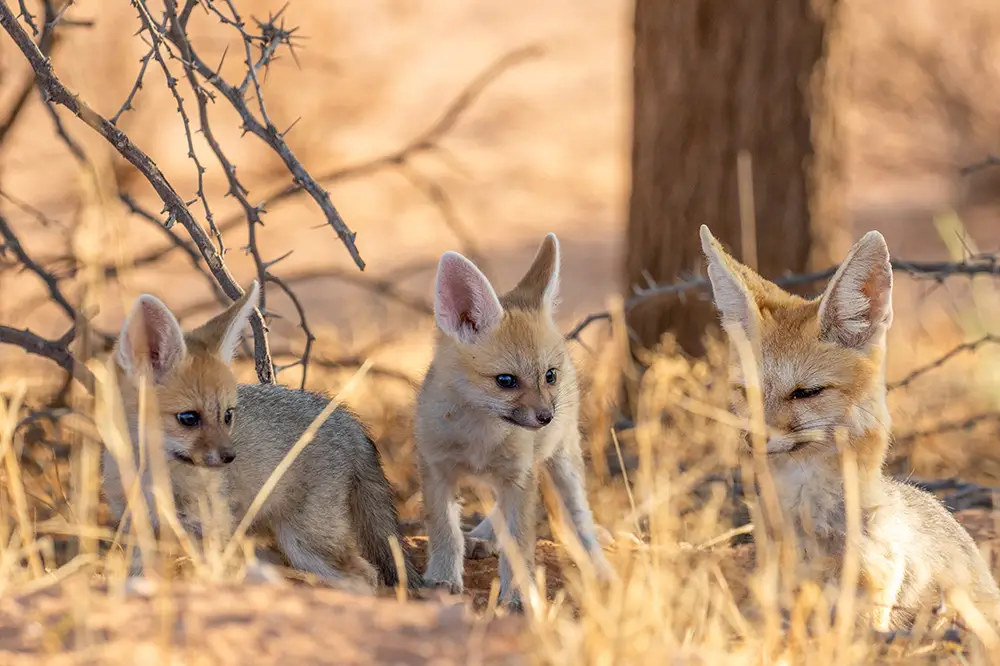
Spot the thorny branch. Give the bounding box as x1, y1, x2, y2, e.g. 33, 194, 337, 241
566, 255, 1000, 341
5, 3, 998, 505
0, 212, 76, 320
959, 154, 1000, 176
132, 0, 223, 254
96, 45, 530, 381
0, 2, 532, 397
887, 333, 1000, 391
0, 325, 94, 393
894, 413, 1000, 449
210, 44, 544, 275
265, 273, 314, 389
0, 0, 60, 146
0, 201, 115, 352
170, 265, 434, 325
142, 0, 365, 271
116, 193, 229, 306
0, 0, 276, 383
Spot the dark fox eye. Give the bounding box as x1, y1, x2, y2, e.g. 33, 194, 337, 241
789, 386, 825, 400
224, 408, 234, 425
545, 368, 558, 385
176, 411, 201, 427
496, 374, 518, 389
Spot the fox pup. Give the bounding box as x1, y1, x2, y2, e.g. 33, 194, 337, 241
102, 281, 420, 592
700, 225, 1000, 631
415, 233, 611, 606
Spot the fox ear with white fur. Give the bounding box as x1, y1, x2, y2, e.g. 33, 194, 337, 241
699, 225, 760, 341
506, 233, 561, 311
818, 231, 893, 350
190, 280, 261, 364
116, 293, 187, 382
434, 251, 503, 344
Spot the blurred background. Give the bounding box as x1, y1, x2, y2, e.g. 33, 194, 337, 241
2, 0, 1000, 505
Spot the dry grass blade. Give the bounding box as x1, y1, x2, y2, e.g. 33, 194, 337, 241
1, 384, 45, 578
834, 443, 862, 661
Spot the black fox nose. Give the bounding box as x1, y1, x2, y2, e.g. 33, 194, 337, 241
536, 409, 553, 425
221, 451, 236, 464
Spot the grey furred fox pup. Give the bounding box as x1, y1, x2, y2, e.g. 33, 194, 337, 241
415, 233, 612, 607
102, 280, 420, 592
700, 224, 1000, 632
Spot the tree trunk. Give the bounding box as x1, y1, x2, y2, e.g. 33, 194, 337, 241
625, 0, 849, 357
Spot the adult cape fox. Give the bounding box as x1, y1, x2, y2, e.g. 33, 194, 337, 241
101, 281, 420, 592
700, 225, 1000, 632
415, 233, 612, 607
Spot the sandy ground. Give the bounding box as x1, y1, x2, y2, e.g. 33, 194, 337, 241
2, 0, 1000, 663
0, 514, 996, 665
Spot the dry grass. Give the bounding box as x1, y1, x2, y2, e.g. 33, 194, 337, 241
3, 314, 1000, 664
3, 0, 1000, 664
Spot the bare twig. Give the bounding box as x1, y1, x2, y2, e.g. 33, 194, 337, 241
42, 101, 86, 162
395, 163, 486, 273
10, 194, 232, 318
0, 0, 60, 147
959, 154, 1000, 176
130, 0, 223, 253
16, 0, 37, 35
154, 0, 364, 270
0, 0, 275, 383
0, 212, 79, 324
905, 476, 998, 512
110, 45, 154, 125
893, 413, 1000, 447
78, 44, 535, 331
0, 187, 65, 228
265, 272, 314, 389
170, 265, 433, 324
212, 44, 543, 272
887, 334, 1000, 391
0, 325, 94, 393
116, 193, 227, 303
567, 256, 1000, 341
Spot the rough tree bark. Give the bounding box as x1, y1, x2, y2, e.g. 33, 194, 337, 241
625, 0, 849, 356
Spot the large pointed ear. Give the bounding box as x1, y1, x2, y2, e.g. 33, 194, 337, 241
818, 231, 893, 349
190, 280, 260, 364
699, 225, 759, 339
505, 233, 560, 311
434, 251, 503, 344
116, 293, 187, 382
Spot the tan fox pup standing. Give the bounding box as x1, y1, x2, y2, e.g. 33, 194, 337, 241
102, 281, 419, 593
699, 225, 1000, 631
415, 233, 611, 606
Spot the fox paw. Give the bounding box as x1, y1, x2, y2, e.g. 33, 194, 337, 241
326, 576, 377, 597
464, 536, 497, 560
424, 578, 463, 595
